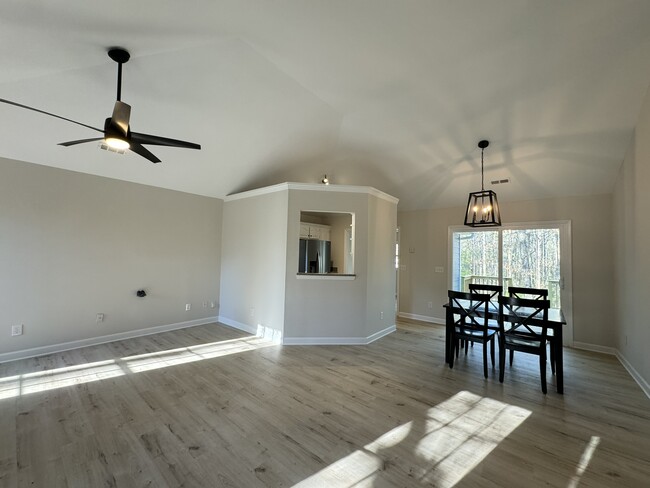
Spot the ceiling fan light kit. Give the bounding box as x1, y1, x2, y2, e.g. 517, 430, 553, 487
464, 140, 502, 227
0, 47, 201, 164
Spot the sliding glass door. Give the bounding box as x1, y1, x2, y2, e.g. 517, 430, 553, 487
503, 228, 561, 308
449, 222, 572, 343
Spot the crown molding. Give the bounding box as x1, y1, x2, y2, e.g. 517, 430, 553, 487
225, 182, 399, 204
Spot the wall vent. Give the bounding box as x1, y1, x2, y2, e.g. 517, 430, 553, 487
490, 178, 510, 185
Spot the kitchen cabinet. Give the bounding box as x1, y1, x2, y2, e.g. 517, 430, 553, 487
300, 222, 331, 241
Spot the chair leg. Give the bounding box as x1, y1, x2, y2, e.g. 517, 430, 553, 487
509, 349, 514, 367
490, 339, 495, 367
549, 341, 556, 375
450, 337, 456, 369
499, 342, 505, 383
483, 341, 488, 379
540, 350, 547, 394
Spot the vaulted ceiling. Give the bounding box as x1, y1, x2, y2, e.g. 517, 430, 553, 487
2, 1, 650, 210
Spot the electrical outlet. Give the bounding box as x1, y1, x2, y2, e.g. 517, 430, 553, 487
427, 301, 433, 309
202, 301, 208, 308
210, 301, 216, 309
11, 324, 23, 336
96, 313, 104, 323
185, 303, 191, 311
380, 311, 384, 319
250, 307, 255, 318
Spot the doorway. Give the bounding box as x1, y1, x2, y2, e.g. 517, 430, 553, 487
448, 221, 573, 345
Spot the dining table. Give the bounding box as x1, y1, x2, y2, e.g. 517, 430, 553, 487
443, 298, 567, 393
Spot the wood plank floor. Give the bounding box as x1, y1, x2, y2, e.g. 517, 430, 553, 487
0, 319, 649, 487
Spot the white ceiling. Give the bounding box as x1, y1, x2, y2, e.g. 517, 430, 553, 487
1, 1, 650, 210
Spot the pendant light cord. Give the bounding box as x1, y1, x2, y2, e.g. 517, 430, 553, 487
481, 147, 485, 191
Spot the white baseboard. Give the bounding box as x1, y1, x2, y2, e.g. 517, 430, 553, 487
397, 312, 445, 325
217, 316, 258, 335
615, 350, 650, 400
0, 316, 220, 364
283, 324, 396, 346
572, 342, 617, 355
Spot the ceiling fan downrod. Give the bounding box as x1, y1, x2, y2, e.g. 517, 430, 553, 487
108, 48, 130, 102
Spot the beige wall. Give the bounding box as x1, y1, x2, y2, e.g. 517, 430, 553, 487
613, 83, 650, 387
0, 157, 222, 356
219, 184, 397, 343
281, 187, 398, 341
219, 190, 288, 339
284, 190, 370, 339
366, 195, 398, 336
398, 193, 614, 347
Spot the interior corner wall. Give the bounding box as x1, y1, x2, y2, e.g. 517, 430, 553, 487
0, 157, 223, 357
366, 194, 398, 336
613, 82, 650, 388
397, 193, 614, 347
284, 190, 369, 339
219, 191, 288, 340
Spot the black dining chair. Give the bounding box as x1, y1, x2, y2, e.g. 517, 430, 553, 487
498, 295, 551, 393
448, 290, 497, 379
465, 284, 503, 352
507, 286, 555, 372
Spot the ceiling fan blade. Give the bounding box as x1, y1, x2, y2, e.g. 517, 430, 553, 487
58, 137, 104, 147
130, 131, 201, 150
130, 142, 161, 163
0, 98, 103, 133
111, 101, 131, 136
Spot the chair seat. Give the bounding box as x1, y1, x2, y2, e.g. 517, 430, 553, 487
486, 319, 500, 329
504, 334, 544, 349
527, 325, 554, 337
454, 327, 497, 341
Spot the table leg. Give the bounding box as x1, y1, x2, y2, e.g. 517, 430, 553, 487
445, 306, 452, 365
555, 324, 563, 394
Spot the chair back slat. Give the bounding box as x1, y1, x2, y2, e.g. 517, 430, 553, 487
448, 290, 490, 337
508, 286, 548, 300
468, 284, 502, 302
499, 295, 550, 340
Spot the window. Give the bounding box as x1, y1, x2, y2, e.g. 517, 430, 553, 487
299, 211, 354, 274
450, 224, 567, 310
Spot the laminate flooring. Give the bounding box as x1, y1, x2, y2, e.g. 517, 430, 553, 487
0, 319, 649, 487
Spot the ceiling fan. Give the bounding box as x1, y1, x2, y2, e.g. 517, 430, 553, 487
0, 48, 200, 163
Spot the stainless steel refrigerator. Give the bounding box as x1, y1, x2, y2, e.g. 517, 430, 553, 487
299, 238, 331, 273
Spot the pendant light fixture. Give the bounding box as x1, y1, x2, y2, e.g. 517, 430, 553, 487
464, 140, 502, 227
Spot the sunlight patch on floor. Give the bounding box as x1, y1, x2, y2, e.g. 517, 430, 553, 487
567, 436, 601, 488
0, 336, 275, 399
294, 391, 531, 488
124, 336, 274, 372
0, 359, 123, 399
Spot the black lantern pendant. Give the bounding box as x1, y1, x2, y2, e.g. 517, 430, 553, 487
464, 140, 502, 227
